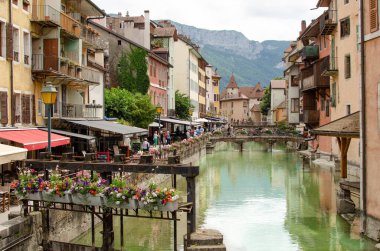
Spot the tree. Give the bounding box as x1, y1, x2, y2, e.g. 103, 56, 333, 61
175, 91, 193, 119
260, 87, 271, 115
117, 47, 150, 94
105, 88, 156, 128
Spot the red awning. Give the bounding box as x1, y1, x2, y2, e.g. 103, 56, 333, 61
0, 129, 70, 151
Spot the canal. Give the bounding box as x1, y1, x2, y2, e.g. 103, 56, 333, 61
73, 142, 376, 250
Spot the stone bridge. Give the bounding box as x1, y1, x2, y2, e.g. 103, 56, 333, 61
208, 135, 305, 152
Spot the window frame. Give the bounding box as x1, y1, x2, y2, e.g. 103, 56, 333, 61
344, 54, 351, 79
340, 17, 350, 38
291, 98, 299, 113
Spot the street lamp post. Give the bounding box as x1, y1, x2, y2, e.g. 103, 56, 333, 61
156, 103, 162, 151
41, 83, 58, 153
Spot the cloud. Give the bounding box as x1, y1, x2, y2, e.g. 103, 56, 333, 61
92, 0, 324, 41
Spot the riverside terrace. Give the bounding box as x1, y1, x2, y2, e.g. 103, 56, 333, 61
22, 157, 199, 251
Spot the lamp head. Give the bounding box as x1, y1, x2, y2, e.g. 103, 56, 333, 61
41, 83, 58, 105
156, 103, 162, 114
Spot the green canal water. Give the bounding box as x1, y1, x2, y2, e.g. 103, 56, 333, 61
72, 142, 376, 250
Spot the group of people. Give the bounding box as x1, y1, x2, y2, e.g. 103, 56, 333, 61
185, 126, 205, 139
153, 130, 171, 147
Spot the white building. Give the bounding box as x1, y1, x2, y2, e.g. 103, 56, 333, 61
269, 80, 286, 123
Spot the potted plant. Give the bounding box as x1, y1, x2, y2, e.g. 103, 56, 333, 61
138, 183, 179, 212
10, 167, 45, 201
42, 173, 73, 204
103, 178, 137, 209
70, 170, 106, 206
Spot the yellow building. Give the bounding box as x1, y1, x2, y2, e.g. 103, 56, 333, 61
0, 0, 34, 127
212, 73, 221, 115
198, 58, 207, 117
31, 0, 106, 126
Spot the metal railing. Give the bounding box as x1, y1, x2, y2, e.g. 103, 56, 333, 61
13, 51, 19, 62
31, 5, 60, 26
32, 54, 59, 71
320, 9, 337, 35
24, 55, 29, 65
61, 102, 102, 118
81, 25, 101, 47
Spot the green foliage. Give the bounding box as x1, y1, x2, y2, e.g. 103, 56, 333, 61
175, 90, 193, 120
117, 47, 150, 94
260, 87, 271, 115
105, 88, 156, 128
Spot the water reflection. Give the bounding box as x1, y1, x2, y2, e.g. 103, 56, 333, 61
73, 142, 376, 251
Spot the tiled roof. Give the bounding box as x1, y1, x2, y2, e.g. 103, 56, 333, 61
154, 27, 177, 37
226, 74, 238, 88
124, 16, 145, 23
312, 112, 359, 138
270, 79, 286, 89
251, 104, 261, 112
239, 82, 264, 99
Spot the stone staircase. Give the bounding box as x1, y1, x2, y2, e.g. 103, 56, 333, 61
184, 229, 226, 251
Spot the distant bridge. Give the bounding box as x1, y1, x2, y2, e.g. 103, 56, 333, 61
209, 135, 305, 152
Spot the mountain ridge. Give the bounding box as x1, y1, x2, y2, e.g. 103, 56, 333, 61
170, 21, 290, 90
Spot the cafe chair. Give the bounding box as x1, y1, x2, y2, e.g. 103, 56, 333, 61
0, 185, 11, 212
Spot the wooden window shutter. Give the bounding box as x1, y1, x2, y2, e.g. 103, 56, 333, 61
21, 94, 26, 124
25, 95, 31, 124
5, 23, 13, 61
0, 92, 8, 125
370, 0, 379, 32
32, 94, 36, 124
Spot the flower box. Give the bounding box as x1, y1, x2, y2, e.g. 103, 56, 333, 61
71, 193, 104, 206
19, 192, 43, 201
42, 191, 72, 204
138, 198, 178, 212
105, 199, 138, 209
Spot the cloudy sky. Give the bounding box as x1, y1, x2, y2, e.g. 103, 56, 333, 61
92, 0, 324, 42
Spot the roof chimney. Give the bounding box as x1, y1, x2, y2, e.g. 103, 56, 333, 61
301, 20, 306, 33
144, 10, 150, 50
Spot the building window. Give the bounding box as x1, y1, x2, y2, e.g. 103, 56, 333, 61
12, 0, 18, 6
118, 40, 121, 45
326, 99, 330, 117
344, 54, 351, 79
331, 82, 337, 107
340, 18, 350, 37
231, 102, 233, 108
370, 0, 379, 32
23, 31, 30, 65
291, 98, 299, 113
321, 97, 325, 111
23, 0, 29, 11
344, 0, 349, 4
346, 104, 351, 115
291, 75, 298, 86
38, 99, 42, 115
13, 27, 19, 62
0, 21, 5, 58
0, 92, 8, 125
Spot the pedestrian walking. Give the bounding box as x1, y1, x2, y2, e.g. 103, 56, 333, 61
153, 131, 158, 147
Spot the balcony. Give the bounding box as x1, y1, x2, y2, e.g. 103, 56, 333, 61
60, 12, 81, 38
31, 5, 60, 27
81, 25, 105, 48
32, 54, 99, 85
320, 10, 337, 35
80, 66, 102, 84
61, 102, 102, 118
303, 110, 320, 125
321, 56, 338, 77
301, 45, 319, 62
301, 61, 330, 91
